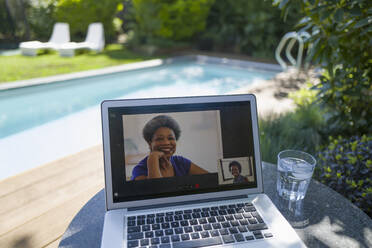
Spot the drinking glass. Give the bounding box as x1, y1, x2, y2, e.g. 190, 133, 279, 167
276, 150, 316, 201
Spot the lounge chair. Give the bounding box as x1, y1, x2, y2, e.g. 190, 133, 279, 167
58, 23, 105, 57
20, 23, 70, 56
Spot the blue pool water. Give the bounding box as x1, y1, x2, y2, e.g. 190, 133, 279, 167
0, 61, 278, 139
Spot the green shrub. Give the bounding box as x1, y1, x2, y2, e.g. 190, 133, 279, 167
260, 84, 324, 163
259, 104, 324, 164
0, 0, 57, 42
288, 83, 318, 107
197, 0, 302, 58
315, 135, 372, 217
276, 0, 372, 137
27, 0, 57, 41
0, 0, 16, 40
54, 0, 121, 42
125, 0, 214, 48
0, 0, 32, 40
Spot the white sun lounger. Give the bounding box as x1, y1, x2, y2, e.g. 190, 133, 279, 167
58, 23, 105, 57
20, 23, 70, 56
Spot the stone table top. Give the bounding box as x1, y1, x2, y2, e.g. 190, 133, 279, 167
59, 162, 372, 248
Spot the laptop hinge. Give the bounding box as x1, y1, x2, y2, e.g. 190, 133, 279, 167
128, 194, 248, 212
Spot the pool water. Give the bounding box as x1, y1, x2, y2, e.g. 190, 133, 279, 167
0, 60, 279, 180
0, 62, 277, 139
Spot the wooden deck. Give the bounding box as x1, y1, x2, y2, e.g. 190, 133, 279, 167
0, 145, 104, 248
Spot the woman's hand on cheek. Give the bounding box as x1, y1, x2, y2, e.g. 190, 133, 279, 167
147, 151, 165, 178
159, 156, 173, 170
150, 151, 171, 170
149, 150, 165, 160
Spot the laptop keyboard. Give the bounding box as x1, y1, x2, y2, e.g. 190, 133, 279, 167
126, 202, 273, 248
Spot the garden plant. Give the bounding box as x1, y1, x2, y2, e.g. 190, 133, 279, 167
316, 135, 372, 217
271, 0, 372, 216
276, 0, 372, 137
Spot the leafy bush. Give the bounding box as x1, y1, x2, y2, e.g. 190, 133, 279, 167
276, 0, 372, 137
26, 0, 57, 41
0, 0, 32, 41
260, 83, 324, 163
0, 0, 16, 40
126, 0, 214, 48
315, 135, 372, 217
288, 83, 318, 107
122, 0, 301, 58
197, 0, 302, 58
0, 0, 57, 42
54, 0, 121, 42
259, 103, 324, 164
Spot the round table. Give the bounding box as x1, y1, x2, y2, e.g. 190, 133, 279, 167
59, 162, 372, 248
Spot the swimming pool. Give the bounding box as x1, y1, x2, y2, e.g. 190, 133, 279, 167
0, 56, 281, 179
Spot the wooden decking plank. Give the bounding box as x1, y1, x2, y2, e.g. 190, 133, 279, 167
43, 237, 60, 248
0, 166, 103, 236
0, 147, 103, 216
0, 145, 103, 198
0, 184, 103, 248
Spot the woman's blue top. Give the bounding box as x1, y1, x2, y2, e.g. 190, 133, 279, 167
131, 155, 191, 180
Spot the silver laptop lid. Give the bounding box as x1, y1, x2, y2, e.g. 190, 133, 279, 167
101, 94, 263, 211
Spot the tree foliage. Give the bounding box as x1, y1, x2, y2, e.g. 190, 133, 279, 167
123, 0, 300, 57
0, 0, 15, 40
125, 0, 214, 47
198, 0, 301, 58
1, 0, 122, 43
53, 0, 121, 42
276, 0, 372, 136
27, 0, 57, 41
0, 0, 31, 41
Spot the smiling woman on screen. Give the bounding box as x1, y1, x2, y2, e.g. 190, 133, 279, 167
229, 161, 248, 184
131, 115, 208, 180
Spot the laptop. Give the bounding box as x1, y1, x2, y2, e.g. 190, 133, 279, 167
100, 94, 306, 248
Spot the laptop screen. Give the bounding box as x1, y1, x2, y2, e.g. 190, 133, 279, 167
104, 96, 259, 203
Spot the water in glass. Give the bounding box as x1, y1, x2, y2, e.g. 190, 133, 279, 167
277, 157, 313, 201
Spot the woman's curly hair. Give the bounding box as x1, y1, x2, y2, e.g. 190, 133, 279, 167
143, 115, 181, 143
229, 161, 242, 173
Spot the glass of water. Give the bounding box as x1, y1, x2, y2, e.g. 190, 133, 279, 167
277, 150, 316, 201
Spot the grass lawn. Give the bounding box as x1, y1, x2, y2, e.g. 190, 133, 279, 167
0, 44, 159, 84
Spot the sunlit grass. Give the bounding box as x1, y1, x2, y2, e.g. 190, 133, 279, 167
0, 44, 158, 83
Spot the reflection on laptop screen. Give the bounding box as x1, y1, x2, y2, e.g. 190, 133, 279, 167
107, 100, 257, 203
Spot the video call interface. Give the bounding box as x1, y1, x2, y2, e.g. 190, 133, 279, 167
108, 101, 257, 202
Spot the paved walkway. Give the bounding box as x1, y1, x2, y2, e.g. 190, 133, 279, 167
233, 68, 318, 117
176, 50, 319, 117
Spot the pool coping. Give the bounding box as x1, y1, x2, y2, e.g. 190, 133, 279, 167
0, 55, 282, 91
